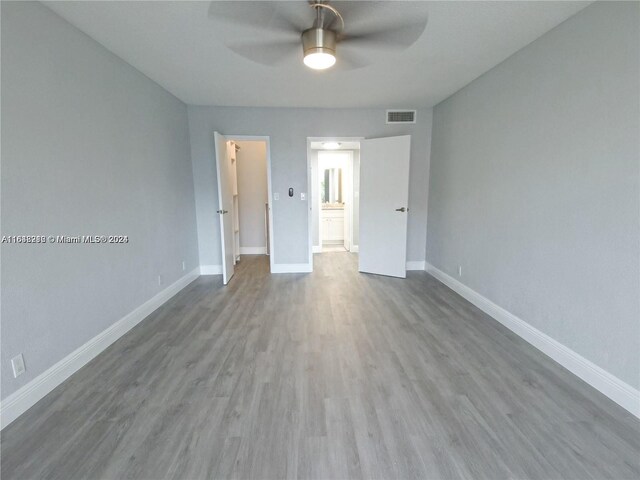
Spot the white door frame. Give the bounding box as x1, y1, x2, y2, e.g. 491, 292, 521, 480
307, 137, 363, 263
225, 135, 274, 274
343, 151, 353, 252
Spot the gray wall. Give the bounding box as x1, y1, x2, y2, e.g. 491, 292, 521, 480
236, 141, 268, 249
188, 107, 433, 267
427, 1, 639, 388
1, 2, 199, 399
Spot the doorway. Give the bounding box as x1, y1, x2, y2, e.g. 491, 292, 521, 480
234, 140, 270, 257
309, 138, 361, 255
308, 135, 412, 278
318, 150, 354, 252
214, 133, 274, 284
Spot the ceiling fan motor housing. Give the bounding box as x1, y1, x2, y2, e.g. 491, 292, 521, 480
301, 28, 337, 57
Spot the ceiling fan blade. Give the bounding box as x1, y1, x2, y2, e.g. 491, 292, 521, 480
329, 1, 429, 34
326, 1, 391, 32
340, 20, 427, 50
228, 39, 301, 66
208, 1, 310, 38
335, 44, 372, 70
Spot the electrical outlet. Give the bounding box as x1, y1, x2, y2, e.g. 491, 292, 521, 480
182, 261, 186, 271
11, 354, 25, 378
457, 265, 462, 277
274, 193, 279, 201
301, 192, 306, 201
158, 275, 163, 286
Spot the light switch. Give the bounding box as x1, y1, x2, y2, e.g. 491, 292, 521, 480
301, 192, 306, 200
274, 193, 279, 200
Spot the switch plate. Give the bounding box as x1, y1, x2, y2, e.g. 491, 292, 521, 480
182, 261, 186, 271
301, 192, 306, 200
11, 354, 25, 378
457, 265, 462, 277
274, 193, 279, 200
158, 275, 163, 286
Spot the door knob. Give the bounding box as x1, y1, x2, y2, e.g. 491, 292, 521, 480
395, 207, 408, 212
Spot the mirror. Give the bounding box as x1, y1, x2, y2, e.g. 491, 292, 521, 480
321, 168, 343, 206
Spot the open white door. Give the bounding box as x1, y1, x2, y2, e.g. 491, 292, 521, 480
214, 132, 235, 285
359, 135, 411, 278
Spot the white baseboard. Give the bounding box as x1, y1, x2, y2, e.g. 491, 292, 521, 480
271, 263, 313, 273
406, 260, 426, 271
424, 263, 640, 418
239, 247, 266, 255
0, 268, 200, 430
200, 264, 222, 275
312, 246, 322, 253
350, 245, 359, 253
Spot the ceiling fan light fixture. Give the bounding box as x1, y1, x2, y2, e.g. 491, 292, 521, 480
304, 51, 336, 70
302, 28, 336, 70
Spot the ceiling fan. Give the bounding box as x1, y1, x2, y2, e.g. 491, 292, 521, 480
208, 1, 429, 71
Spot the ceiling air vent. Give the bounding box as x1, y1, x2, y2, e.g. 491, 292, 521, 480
386, 110, 416, 124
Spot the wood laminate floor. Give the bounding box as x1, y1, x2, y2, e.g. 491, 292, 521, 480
2, 254, 639, 479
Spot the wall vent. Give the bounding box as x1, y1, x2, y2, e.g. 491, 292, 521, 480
386, 110, 416, 124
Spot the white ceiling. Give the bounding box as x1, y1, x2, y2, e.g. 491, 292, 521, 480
45, 1, 591, 108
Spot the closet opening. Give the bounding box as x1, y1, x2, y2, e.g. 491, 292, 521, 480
213, 133, 274, 284
228, 139, 270, 262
